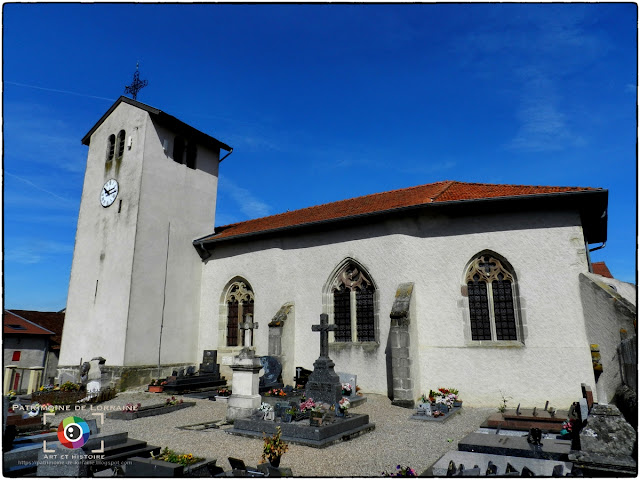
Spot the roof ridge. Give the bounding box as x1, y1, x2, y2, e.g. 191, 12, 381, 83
430, 180, 457, 201
215, 180, 453, 230
447, 180, 600, 190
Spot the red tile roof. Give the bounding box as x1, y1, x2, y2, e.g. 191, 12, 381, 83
592, 262, 614, 279
200, 181, 602, 243
9, 310, 66, 349
4, 311, 56, 336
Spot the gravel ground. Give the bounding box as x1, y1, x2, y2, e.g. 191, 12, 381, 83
47, 390, 493, 477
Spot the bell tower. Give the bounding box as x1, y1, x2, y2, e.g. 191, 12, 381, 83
58, 97, 232, 386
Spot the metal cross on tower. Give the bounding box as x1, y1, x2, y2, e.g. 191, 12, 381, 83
312, 313, 337, 358
124, 62, 148, 100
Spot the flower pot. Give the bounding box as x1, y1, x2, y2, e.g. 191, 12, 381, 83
282, 413, 292, 423
453, 401, 462, 408
342, 389, 352, 396
148, 385, 164, 393
269, 456, 281, 468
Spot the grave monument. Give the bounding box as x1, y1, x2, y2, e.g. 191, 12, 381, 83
305, 314, 342, 405
228, 313, 375, 447
226, 315, 263, 421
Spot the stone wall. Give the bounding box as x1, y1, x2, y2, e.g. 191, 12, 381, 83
580, 273, 637, 403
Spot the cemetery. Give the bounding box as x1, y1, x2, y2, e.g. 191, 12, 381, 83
2, 310, 637, 477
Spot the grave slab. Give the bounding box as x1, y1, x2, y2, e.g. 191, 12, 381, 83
106, 401, 195, 420
125, 456, 184, 477
458, 432, 571, 460
411, 406, 462, 422
228, 413, 375, 448
430, 451, 574, 476
483, 413, 565, 433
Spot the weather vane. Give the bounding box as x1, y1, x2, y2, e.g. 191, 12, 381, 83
124, 62, 148, 101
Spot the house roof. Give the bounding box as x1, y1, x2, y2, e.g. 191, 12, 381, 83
9, 310, 66, 349
81, 96, 232, 154
195, 180, 607, 248
4, 311, 56, 337
592, 261, 614, 279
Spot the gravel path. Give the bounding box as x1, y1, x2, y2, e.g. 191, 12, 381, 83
48, 390, 493, 477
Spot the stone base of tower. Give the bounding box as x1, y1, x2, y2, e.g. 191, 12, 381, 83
56, 363, 196, 391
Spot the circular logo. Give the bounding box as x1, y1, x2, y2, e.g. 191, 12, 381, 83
57, 416, 90, 449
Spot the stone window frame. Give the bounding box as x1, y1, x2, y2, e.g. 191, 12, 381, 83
116, 130, 126, 160
219, 277, 255, 349
460, 250, 526, 347
106, 134, 116, 162
323, 258, 380, 347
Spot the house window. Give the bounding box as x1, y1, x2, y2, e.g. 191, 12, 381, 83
225, 280, 255, 347
116, 130, 126, 159
329, 262, 376, 343
173, 136, 185, 164
465, 254, 519, 341
12, 351, 21, 362
106, 134, 116, 162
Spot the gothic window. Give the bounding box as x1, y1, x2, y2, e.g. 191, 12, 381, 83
330, 262, 376, 343
225, 280, 255, 347
173, 136, 185, 164
106, 134, 116, 162
465, 254, 519, 342
116, 130, 126, 160
186, 142, 197, 170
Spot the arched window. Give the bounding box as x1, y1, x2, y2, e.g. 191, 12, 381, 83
224, 280, 255, 347
329, 261, 376, 343
106, 134, 116, 162
173, 136, 185, 164
116, 130, 126, 160
186, 142, 197, 170
465, 253, 519, 341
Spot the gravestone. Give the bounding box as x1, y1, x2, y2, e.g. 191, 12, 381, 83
294, 367, 312, 388
199, 350, 220, 375
305, 314, 342, 405
177, 367, 185, 378
163, 350, 225, 394
259, 356, 284, 392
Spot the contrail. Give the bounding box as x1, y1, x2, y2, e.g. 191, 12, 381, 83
5, 81, 115, 102
6, 172, 75, 204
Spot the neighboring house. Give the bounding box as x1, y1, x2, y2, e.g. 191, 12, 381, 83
3, 310, 65, 392
58, 96, 633, 407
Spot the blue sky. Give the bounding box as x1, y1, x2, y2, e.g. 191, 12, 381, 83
3, 4, 637, 311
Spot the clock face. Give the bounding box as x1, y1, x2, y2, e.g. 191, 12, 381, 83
100, 179, 119, 207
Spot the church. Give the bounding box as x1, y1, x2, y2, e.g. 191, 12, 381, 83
57, 96, 631, 407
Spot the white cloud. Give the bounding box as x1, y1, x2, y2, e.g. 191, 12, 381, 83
218, 175, 272, 219
6, 241, 74, 265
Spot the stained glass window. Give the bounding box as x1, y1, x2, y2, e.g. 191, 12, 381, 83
465, 254, 519, 342
331, 262, 376, 342
334, 286, 352, 342
225, 280, 254, 347
356, 287, 375, 342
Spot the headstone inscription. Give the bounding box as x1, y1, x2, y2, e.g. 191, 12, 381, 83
305, 314, 342, 406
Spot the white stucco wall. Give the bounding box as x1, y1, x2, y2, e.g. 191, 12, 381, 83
198, 209, 596, 407
61, 102, 221, 368
124, 119, 219, 365
60, 102, 147, 366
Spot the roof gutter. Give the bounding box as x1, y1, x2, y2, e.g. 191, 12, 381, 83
194, 189, 607, 248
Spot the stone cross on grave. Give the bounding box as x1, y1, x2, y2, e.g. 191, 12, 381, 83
312, 313, 337, 358
240, 314, 258, 348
